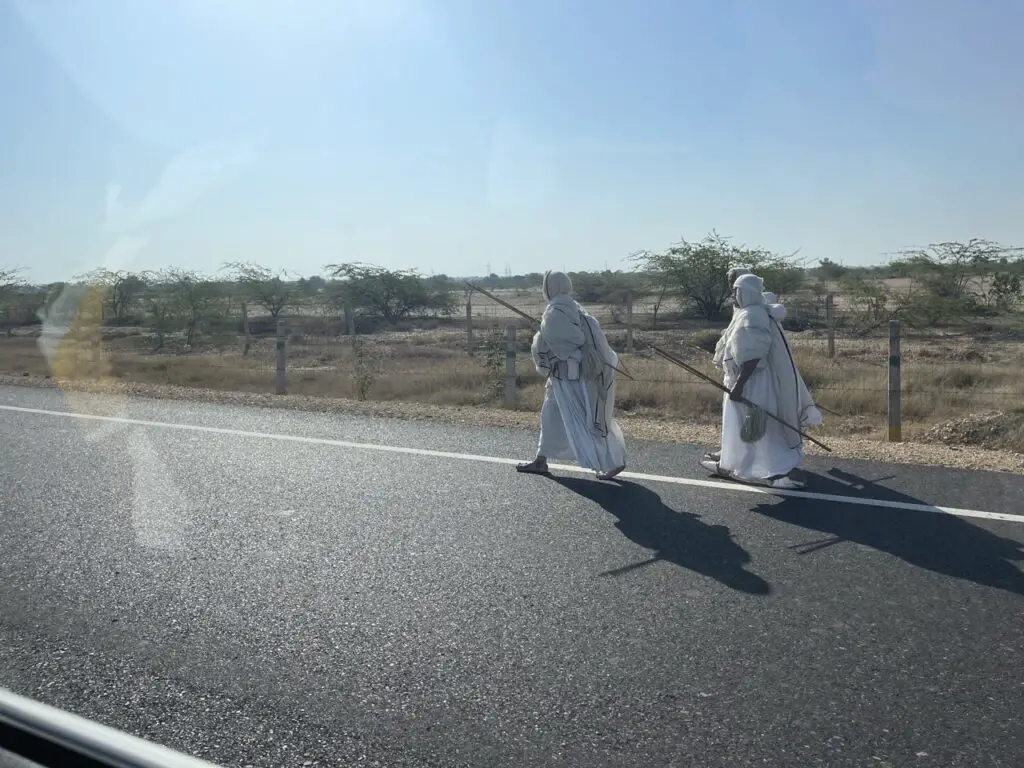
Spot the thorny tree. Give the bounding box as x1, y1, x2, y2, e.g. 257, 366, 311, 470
631, 231, 803, 321
897, 239, 1024, 301
0, 267, 27, 336
77, 268, 147, 324
222, 261, 296, 319
166, 269, 220, 347
325, 262, 455, 322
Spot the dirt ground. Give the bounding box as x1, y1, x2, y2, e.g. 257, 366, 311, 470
3, 321, 1023, 473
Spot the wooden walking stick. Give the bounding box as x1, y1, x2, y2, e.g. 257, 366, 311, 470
685, 341, 841, 418
648, 344, 833, 453
465, 282, 635, 380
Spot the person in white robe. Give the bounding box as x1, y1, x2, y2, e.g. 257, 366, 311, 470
705, 282, 782, 464
516, 271, 627, 480
701, 273, 822, 489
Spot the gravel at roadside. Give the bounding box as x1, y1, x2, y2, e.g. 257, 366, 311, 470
2, 374, 1021, 474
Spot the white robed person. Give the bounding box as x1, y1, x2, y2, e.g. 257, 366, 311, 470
516, 271, 627, 480
701, 273, 822, 489
705, 285, 788, 463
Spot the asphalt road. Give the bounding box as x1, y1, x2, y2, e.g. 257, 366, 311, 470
1, 384, 1022, 768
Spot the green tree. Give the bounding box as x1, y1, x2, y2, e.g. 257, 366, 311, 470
630, 231, 800, 321
568, 270, 642, 304
167, 269, 220, 347
895, 239, 1024, 324
988, 272, 1023, 312
77, 268, 147, 324
139, 271, 180, 350
813, 258, 849, 281
0, 267, 27, 335
326, 262, 455, 322
298, 275, 327, 298
900, 239, 1018, 299
222, 261, 297, 318
839, 274, 890, 330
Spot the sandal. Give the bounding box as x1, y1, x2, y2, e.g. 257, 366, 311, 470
597, 465, 626, 481
515, 458, 550, 475
699, 456, 721, 475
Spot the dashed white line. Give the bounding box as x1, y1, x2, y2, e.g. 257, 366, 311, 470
1, 403, 1021, 524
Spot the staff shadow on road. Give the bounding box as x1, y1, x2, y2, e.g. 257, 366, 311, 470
756, 467, 1024, 596
546, 476, 771, 596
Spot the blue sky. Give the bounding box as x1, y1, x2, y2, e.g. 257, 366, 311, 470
2, 0, 1022, 283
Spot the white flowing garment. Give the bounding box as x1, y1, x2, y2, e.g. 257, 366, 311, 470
714, 277, 822, 482
531, 272, 626, 474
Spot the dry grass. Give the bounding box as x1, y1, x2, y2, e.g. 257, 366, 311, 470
4, 322, 1024, 453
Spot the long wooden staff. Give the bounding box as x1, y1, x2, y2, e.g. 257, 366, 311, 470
465, 282, 635, 380
685, 341, 841, 418
649, 344, 833, 453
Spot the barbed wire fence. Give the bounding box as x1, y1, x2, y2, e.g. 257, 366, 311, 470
6, 287, 1023, 443
212, 289, 1024, 441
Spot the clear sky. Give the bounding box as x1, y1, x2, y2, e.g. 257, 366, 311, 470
2, 0, 1022, 283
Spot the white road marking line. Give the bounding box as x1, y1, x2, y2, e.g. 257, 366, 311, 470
2, 403, 1022, 525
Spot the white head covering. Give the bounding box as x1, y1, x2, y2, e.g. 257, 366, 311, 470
542, 271, 573, 302
762, 291, 786, 321
733, 273, 766, 309
727, 267, 751, 285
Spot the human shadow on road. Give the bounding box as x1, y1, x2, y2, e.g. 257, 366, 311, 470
756, 467, 1024, 596
548, 476, 771, 595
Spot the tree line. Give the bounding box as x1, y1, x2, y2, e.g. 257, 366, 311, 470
2, 233, 1023, 341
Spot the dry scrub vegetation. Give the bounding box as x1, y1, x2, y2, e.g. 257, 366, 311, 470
4, 318, 1024, 458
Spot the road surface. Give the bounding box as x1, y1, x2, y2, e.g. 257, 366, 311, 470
1, 384, 1022, 767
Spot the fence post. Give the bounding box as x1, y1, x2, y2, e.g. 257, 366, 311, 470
276, 319, 287, 395
344, 300, 356, 336
465, 291, 474, 354
625, 293, 634, 354
825, 293, 835, 359
888, 319, 901, 442
241, 302, 252, 356
504, 325, 517, 407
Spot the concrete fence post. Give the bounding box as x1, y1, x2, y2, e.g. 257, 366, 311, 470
504, 325, 517, 407
888, 319, 901, 442
276, 319, 287, 395
344, 300, 356, 336
241, 302, 252, 357
825, 293, 836, 359
466, 292, 474, 354
625, 293, 634, 354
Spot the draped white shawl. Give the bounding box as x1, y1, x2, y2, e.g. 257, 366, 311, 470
531, 289, 616, 437
714, 276, 819, 449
